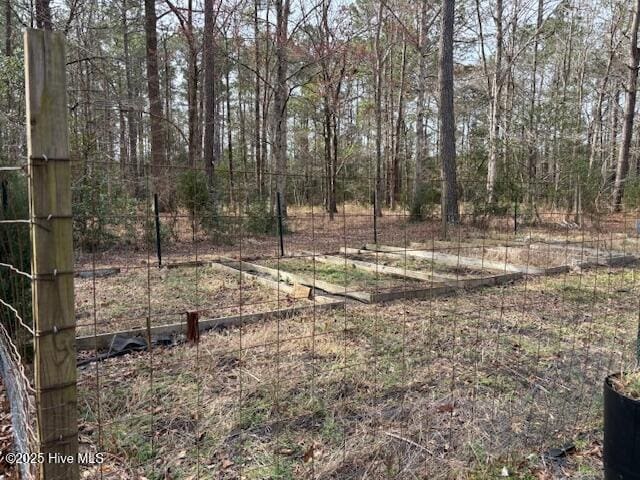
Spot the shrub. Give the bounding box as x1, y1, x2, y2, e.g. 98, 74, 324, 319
244, 198, 280, 235
623, 176, 640, 211
177, 170, 211, 223
409, 183, 441, 221
72, 172, 137, 250
142, 214, 175, 250
0, 172, 33, 344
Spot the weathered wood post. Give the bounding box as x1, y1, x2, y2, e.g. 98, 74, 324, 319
186, 310, 200, 344
25, 29, 79, 479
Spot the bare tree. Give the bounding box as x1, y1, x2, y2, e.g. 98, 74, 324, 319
588, 10, 620, 175
162, 0, 202, 168
439, 0, 459, 225
390, 35, 407, 210
122, 0, 140, 192
203, 0, 217, 185
144, 0, 166, 190
486, 0, 503, 204
374, 0, 385, 217
35, 0, 52, 29
5, 0, 11, 59
612, 0, 640, 210
273, 0, 290, 216
253, 0, 263, 196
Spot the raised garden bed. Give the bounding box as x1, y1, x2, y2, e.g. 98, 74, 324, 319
338, 250, 487, 279
75, 263, 313, 338
259, 257, 425, 290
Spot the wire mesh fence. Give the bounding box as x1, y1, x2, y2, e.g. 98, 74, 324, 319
2, 29, 640, 480
3, 152, 640, 479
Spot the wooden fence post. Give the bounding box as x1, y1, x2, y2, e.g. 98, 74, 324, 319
186, 310, 200, 344
25, 29, 79, 479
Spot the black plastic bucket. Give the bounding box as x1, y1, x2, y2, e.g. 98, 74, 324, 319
604, 373, 640, 479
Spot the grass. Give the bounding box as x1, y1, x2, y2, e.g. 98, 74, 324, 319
75, 263, 639, 479
347, 252, 488, 278
74, 263, 310, 337
262, 257, 423, 289
612, 371, 640, 399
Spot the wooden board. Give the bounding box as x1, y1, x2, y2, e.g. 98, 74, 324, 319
368, 271, 522, 302
304, 252, 435, 282
208, 260, 301, 297
339, 247, 463, 281
217, 257, 372, 303
76, 300, 344, 351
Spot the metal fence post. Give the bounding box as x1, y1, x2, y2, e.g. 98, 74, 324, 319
373, 191, 378, 244
154, 193, 162, 267
277, 191, 284, 257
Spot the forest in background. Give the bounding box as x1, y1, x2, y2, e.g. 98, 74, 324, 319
1, 0, 640, 243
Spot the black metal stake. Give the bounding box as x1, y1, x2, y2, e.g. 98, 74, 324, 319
276, 191, 284, 257
154, 193, 162, 268
373, 191, 378, 244
514, 200, 518, 234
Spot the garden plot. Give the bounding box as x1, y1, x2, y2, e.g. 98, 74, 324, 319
241, 250, 518, 303
405, 241, 571, 274
251, 256, 429, 303
337, 248, 489, 280
410, 238, 637, 271
345, 244, 526, 287
74, 263, 317, 343
525, 240, 637, 267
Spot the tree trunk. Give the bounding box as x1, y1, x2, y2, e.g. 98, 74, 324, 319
118, 82, 127, 179
605, 90, 620, 185
163, 37, 172, 162
439, 0, 459, 225
273, 0, 290, 216
4, 0, 12, 112
612, 0, 640, 210
374, 0, 384, 217
323, 93, 333, 217
226, 48, 235, 208
4, 0, 11, 62
237, 46, 249, 200
261, 3, 271, 204
122, 0, 139, 194
253, 0, 263, 197
35, 0, 52, 29
526, 0, 543, 210
2, 0, 11, 206
412, 0, 429, 218
486, 0, 503, 204
186, 0, 200, 167
203, 0, 217, 186
144, 0, 166, 191
589, 16, 617, 174
391, 37, 407, 210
